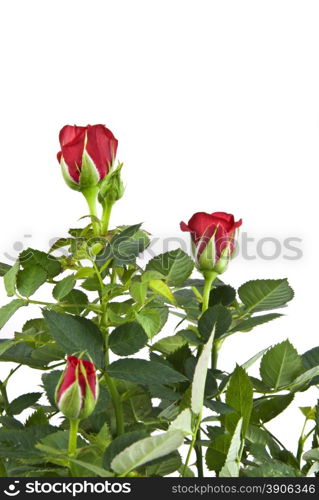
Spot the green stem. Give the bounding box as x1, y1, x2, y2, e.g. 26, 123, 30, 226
195, 429, 204, 477
0, 380, 10, 416
189, 270, 217, 477
101, 202, 113, 234
104, 372, 124, 435
92, 259, 123, 436
82, 187, 100, 235
296, 417, 308, 467
3, 364, 22, 385
211, 340, 221, 370
182, 412, 202, 477
20, 296, 101, 313
202, 271, 218, 313
68, 419, 79, 458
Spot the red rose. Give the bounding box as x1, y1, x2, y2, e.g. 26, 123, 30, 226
180, 212, 242, 273
55, 356, 98, 420
57, 124, 118, 190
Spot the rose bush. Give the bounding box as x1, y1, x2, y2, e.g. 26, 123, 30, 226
0, 124, 318, 479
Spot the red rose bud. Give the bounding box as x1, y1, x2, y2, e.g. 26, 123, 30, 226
180, 212, 242, 274
55, 356, 99, 420
57, 124, 118, 191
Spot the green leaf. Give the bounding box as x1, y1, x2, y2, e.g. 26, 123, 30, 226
0, 262, 11, 277
19, 248, 61, 278
148, 384, 180, 402
205, 400, 235, 415
36, 429, 86, 455
0, 340, 19, 356
206, 434, 231, 472
105, 224, 148, 266
250, 376, 271, 393
252, 394, 294, 424
144, 451, 181, 477
25, 408, 48, 427
152, 335, 187, 356
130, 281, 148, 305
303, 448, 319, 461
81, 276, 100, 291
135, 309, 162, 338
289, 366, 319, 391
0, 299, 27, 330
209, 285, 236, 307
109, 322, 148, 356
244, 461, 300, 477
17, 265, 47, 297
0, 341, 48, 368
219, 418, 243, 477
148, 280, 176, 304
49, 237, 73, 253
198, 305, 232, 340
302, 346, 319, 369
0, 425, 56, 458
191, 327, 215, 415
61, 289, 89, 315
8, 392, 42, 415
260, 340, 303, 390
75, 267, 95, 279
307, 462, 319, 477
52, 275, 76, 300
169, 409, 192, 435
68, 458, 113, 477
302, 347, 319, 385
246, 424, 268, 445
0, 416, 24, 430
230, 313, 283, 333
107, 359, 187, 385
141, 270, 165, 282
225, 365, 253, 437
146, 249, 194, 286
43, 310, 104, 368
178, 329, 203, 346
103, 431, 148, 470
31, 343, 65, 365
241, 347, 269, 370
86, 423, 112, 452
238, 279, 294, 312
111, 430, 185, 475
299, 407, 316, 420
121, 383, 152, 423
3, 261, 19, 296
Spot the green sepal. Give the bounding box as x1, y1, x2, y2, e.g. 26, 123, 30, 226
196, 233, 232, 275
196, 237, 216, 272
56, 381, 82, 420
77, 361, 98, 419
79, 150, 100, 190
212, 245, 231, 274
60, 157, 81, 191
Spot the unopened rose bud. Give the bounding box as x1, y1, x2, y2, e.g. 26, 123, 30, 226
180, 212, 242, 274
55, 356, 99, 420
57, 124, 118, 191
98, 162, 125, 206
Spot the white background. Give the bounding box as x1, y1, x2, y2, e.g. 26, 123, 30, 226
0, 0, 319, 459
